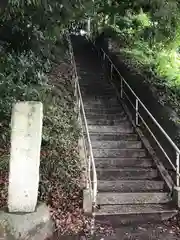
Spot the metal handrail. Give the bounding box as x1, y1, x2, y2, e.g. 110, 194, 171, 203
99, 47, 180, 187
67, 34, 97, 214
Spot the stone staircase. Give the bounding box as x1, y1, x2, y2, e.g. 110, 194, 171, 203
72, 36, 178, 226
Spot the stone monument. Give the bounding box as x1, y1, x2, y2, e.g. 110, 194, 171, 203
8, 102, 43, 213
0, 101, 53, 239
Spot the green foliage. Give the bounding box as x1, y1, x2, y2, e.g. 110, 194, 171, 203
88, 0, 180, 115
0, 48, 51, 119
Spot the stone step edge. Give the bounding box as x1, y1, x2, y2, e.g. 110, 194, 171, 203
97, 180, 164, 191
95, 157, 151, 160
93, 148, 146, 151
97, 192, 171, 204
85, 112, 126, 116
89, 133, 138, 137
94, 157, 153, 164
96, 204, 177, 216
96, 167, 156, 171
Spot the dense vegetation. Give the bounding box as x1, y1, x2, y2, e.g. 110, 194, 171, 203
88, 0, 180, 118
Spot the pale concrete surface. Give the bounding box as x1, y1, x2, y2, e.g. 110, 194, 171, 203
91, 223, 180, 240
78, 136, 88, 189
113, 223, 180, 240
8, 101, 43, 213
83, 189, 92, 214
0, 203, 53, 240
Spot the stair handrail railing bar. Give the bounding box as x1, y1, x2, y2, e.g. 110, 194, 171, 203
67, 33, 98, 214
99, 47, 180, 187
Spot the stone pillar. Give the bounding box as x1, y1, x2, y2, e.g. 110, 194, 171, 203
8, 102, 43, 213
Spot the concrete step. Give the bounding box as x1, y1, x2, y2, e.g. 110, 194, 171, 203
85, 112, 127, 120
83, 96, 118, 101
93, 149, 147, 158
83, 103, 121, 109
85, 107, 124, 114
83, 98, 119, 104
92, 140, 142, 149
90, 133, 139, 141
83, 98, 120, 106
95, 204, 177, 225
87, 118, 128, 125
107, 224, 180, 240
95, 157, 153, 168
80, 83, 112, 88
79, 73, 104, 79
81, 86, 114, 92
79, 78, 104, 83
98, 180, 164, 192
96, 168, 158, 180
97, 192, 171, 205
80, 79, 111, 84
83, 93, 116, 98
88, 125, 133, 134
87, 115, 128, 123
79, 71, 110, 78
81, 90, 115, 97
80, 75, 108, 80
78, 69, 102, 75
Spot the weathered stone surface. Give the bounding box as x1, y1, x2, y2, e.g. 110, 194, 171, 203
8, 102, 43, 213
97, 192, 171, 205
78, 137, 88, 189
114, 224, 180, 240
0, 204, 53, 240
93, 149, 146, 158
83, 189, 92, 214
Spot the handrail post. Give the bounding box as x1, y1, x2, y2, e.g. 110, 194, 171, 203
176, 152, 180, 187
78, 98, 81, 121
103, 52, 105, 61
102, 52, 106, 69
120, 77, 123, 98
135, 99, 139, 126
110, 64, 113, 81
88, 155, 91, 189
74, 77, 77, 97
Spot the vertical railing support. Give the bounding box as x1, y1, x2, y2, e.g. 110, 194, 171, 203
88, 155, 91, 189
110, 64, 113, 82
78, 98, 81, 121
102, 52, 105, 69
87, 17, 91, 37
103, 52, 105, 61
176, 152, 180, 187
120, 77, 123, 98
135, 99, 139, 126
